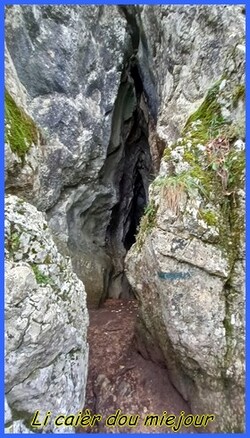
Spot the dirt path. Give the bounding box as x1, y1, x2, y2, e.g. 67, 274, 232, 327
76, 299, 197, 434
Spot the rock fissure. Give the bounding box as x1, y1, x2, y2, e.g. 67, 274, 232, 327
103, 61, 154, 302
64, 54, 157, 307
4, 4, 245, 434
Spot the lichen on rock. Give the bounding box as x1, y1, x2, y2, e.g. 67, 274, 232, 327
4, 4, 245, 434
126, 26, 245, 432
5, 195, 89, 433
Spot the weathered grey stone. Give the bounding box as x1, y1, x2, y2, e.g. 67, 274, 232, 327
5, 42, 47, 206
139, 5, 245, 143
5, 195, 89, 433
5, 5, 244, 309
5, 5, 154, 306
5, 4, 245, 433
126, 48, 244, 438
5, 45, 28, 110
5, 5, 128, 210
6, 420, 34, 434
5, 398, 12, 426
126, 6, 245, 433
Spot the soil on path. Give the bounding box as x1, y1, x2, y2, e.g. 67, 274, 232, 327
77, 299, 199, 434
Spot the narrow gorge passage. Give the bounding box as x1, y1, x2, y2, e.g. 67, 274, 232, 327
4, 5, 245, 433
77, 299, 197, 434
4, 4, 246, 434
74, 55, 194, 432
101, 60, 154, 303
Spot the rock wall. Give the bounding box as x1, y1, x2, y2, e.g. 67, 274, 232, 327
5, 5, 158, 307
126, 5, 245, 433
5, 5, 245, 309
5, 4, 245, 433
5, 195, 89, 433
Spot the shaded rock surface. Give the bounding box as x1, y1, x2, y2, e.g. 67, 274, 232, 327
5, 5, 156, 307
138, 5, 245, 143
5, 195, 89, 433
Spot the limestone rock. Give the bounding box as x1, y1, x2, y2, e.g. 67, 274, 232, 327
5, 5, 245, 309
5, 195, 89, 433
126, 6, 245, 431
5, 5, 146, 306
139, 5, 245, 143
5, 5, 128, 211
5, 5, 245, 432
126, 76, 245, 437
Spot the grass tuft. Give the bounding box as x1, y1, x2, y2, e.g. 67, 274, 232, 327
5, 90, 40, 162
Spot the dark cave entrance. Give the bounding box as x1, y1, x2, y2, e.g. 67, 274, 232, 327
124, 171, 146, 250
122, 64, 151, 251
104, 61, 153, 301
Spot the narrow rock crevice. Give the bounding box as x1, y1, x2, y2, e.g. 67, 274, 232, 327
42, 8, 163, 309
103, 60, 154, 301
63, 57, 155, 307
5, 5, 245, 433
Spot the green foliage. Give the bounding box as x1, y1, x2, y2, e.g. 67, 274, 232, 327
222, 121, 245, 141
31, 264, 54, 286
162, 76, 245, 201
232, 83, 245, 106
153, 168, 212, 202
5, 90, 39, 161
223, 150, 245, 191
205, 141, 245, 195
135, 201, 157, 251
144, 202, 157, 219
6, 226, 21, 257
138, 77, 245, 265
163, 147, 172, 160
153, 171, 199, 193
198, 209, 218, 227
183, 79, 228, 143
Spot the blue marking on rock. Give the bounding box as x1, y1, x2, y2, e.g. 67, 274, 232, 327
158, 271, 191, 280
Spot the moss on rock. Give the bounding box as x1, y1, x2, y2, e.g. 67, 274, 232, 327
31, 264, 54, 286
183, 78, 227, 144
232, 83, 245, 107
198, 209, 218, 227
136, 74, 245, 275
5, 90, 40, 162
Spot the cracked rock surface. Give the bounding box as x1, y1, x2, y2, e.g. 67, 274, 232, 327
126, 15, 245, 433
5, 4, 245, 434
5, 195, 89, 433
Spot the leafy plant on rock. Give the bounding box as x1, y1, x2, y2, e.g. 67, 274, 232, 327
31, 264, 54, 286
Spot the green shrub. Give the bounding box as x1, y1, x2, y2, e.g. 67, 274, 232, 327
6, 226, 21, 257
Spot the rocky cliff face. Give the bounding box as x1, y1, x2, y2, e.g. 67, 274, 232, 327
5, 4, 245, 433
